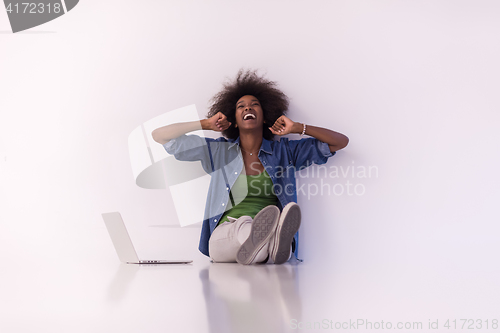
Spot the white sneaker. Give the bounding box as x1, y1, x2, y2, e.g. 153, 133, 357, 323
236, 205, 280, 265
270, 203, 301, 265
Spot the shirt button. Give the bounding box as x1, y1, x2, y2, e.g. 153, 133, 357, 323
222, 203, 225, 206
214, 219, 217, 222
234, 172, 237, 174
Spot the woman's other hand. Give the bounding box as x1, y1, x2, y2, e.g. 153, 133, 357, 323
202, 112, 232, 132
269, 115, 300, 135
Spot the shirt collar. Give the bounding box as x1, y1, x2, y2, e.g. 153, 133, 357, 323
228, 137, 273, 155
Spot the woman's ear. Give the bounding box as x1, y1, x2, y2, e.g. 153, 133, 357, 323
234, 123, 238, 128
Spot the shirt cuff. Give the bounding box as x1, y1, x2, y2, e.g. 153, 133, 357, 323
163, 138, 177, 154
317, 140, 335, 158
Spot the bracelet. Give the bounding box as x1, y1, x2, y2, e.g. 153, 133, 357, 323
300, 123, 306, 136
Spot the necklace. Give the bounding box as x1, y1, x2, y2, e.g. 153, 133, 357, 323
239, 146, 258, 156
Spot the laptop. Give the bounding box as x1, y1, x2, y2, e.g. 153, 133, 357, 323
102, 212, 193, 264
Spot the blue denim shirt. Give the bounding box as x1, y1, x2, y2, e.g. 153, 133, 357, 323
163, 134, 335, 258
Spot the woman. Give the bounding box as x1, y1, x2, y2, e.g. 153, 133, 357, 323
152, 70, 348, 265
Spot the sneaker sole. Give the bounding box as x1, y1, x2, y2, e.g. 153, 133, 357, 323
236, 206, 280, 265
272, 203, 301, 264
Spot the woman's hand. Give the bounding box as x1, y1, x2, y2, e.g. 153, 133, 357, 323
269, 115, 300, 136
202, 112, 232, 132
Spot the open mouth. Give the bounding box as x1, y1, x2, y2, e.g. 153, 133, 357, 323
243, 113, 256, 120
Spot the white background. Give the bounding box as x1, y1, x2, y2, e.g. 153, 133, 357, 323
1, 1, 499, 332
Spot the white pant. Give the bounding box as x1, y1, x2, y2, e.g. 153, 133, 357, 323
209, 216, 271, 263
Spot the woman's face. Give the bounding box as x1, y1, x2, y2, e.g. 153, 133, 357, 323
235, 95, 264, 132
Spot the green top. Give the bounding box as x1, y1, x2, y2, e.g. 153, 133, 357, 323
217, 170, 278, 226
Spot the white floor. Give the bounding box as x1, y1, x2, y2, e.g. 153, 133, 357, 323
2, 237, 499, 333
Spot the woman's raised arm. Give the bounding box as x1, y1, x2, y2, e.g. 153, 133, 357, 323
151, 112, 232, 144
269, 115, 349, 152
